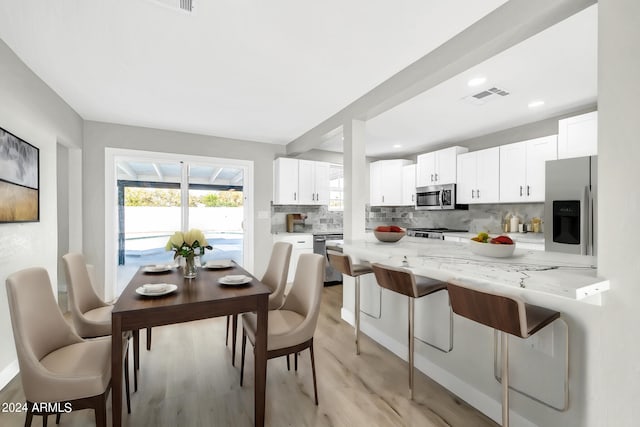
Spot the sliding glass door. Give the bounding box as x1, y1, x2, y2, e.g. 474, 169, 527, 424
108, 151, 252, 297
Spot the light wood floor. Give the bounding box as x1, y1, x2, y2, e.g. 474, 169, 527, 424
0, 285, 497, 427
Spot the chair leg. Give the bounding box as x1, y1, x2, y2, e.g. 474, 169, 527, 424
310, 340, 319, 405
295, 352, 298, 372
133, 330, 139, 392
56, 413, 61, 424
95, 394, 107, 427
355, 275, 361, 355
408, 297, 415, 400
287, 354, 290, 371
24, 401, 33, 427
43, 414, 47, 427
501, 331, 510, 427
226, 315, 230, 346
146, 328, 152, 351
240, 330, 247, 387
125, 348, 131, 414
232, 314, 238, 367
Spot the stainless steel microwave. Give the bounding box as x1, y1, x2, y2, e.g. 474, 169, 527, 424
415, 184, 468, 211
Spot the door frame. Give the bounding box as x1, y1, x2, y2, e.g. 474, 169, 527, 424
104, 147, 254, 300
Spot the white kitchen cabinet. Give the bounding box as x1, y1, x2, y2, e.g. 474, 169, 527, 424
273, 233, 313, 284
273, 158, 329, 205
499, 136, 557, 203
298, 160, 329, 205
456, 147, 500, 204
273, 157, 299, 204
416, 146, 468, 187
370, 159, 413, 206
401, 164, 416, 206
557, 111, 598, 159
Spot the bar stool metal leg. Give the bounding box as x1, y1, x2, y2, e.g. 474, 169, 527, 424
355, 276, 361, 355
501, 331, 509, 427
408, 297, 415, 400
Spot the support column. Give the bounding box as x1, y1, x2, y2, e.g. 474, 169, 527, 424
343, 119, 367, 242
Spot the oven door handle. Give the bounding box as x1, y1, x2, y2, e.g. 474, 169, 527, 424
439, 189, 444, 209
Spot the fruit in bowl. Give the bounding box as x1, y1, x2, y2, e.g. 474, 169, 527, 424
469, 233, 515, 257
373, 225, 406, 243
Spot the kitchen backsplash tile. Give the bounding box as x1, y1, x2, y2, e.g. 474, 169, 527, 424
366, 203, 544, 234
271, 203, 544, 234
271, 204, 343, 233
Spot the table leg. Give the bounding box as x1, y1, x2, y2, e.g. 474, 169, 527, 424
254, 295, 268, 426
112, 315, 123, 427
232, 314, 238, 366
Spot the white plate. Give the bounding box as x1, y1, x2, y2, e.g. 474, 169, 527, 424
135, 283, 178, 296
143, 264, 174, 273
218, 275, 252, 286
204, 259, 233, 269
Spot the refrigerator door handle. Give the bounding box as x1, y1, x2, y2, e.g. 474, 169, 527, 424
581, 186, 589, 256
588, 185, 594, 256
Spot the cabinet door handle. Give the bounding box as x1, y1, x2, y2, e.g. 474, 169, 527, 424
519, 186, 523, 196
294, 192, 297, 201
411, 194, 414, 202
382, 195, 385, 203
526, 185, 530, 196
435, 173, 438, 182
430, 174, 434, 182
477, 189, 480, 198
471, 190, 475, 198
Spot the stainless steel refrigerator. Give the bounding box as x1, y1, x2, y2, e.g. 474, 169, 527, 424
544, 156, 597, 255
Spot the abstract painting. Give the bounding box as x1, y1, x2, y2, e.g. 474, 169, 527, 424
0, 127, 39, 223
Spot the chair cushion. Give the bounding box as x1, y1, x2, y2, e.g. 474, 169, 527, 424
77, 306, 113, 338
415, 275, 447, 298
242, 310, 306, 351
36, 337, 111, 402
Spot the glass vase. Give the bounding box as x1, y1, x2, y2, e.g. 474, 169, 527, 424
183, 254, 198, 279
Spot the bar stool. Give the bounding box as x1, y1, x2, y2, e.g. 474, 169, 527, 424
370, 263, 448, 399
327, 250, 373, 355
446, 279, 561, 427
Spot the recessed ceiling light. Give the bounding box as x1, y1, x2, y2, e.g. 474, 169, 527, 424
393, 144, 402, 149
467, 77, 487, 87
528, 100, 545, 108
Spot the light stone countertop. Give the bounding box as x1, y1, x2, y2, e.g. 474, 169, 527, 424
342, 235, 608, 303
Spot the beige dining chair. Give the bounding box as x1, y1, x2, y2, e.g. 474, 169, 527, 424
240, 253, 324, 404
6, 267, 131, 427
226, 241, 292, 365
63, 252, 144, 391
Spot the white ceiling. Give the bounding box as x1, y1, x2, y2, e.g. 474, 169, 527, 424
320, 5, 598, 157
0, 0, 508, 145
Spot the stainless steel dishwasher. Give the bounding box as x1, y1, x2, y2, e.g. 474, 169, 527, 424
312, 233, 344, 284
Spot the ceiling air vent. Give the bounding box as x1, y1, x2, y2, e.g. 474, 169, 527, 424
148, 0, 195, 13
463, 86, 510, 106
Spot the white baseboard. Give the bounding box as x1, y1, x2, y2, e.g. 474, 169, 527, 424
0, 359, 19, 391
341, 308, 536, 427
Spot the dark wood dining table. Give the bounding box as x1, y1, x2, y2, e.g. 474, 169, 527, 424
111, 262, 271, 426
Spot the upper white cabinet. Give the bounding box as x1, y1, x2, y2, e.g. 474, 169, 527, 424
370, 159, 413, 206
273, 158, 330, 205
402, 164, 416, 206
298, 160, 329, 204
456, 147, 500, 204
416, 146, 468, 187
557, 111, 598, 159
499, 135, 557, 203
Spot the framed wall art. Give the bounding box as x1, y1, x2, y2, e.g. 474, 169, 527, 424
0, 127, 39, 223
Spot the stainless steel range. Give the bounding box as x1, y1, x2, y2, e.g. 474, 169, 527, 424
406, 227, 468, 239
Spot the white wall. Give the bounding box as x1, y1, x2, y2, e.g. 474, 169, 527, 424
82, 121, 285, 296
0, 38, 83, 387
598, 1, 640, 425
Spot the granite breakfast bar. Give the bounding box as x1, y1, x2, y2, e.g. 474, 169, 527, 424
339, 236, 609, 427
